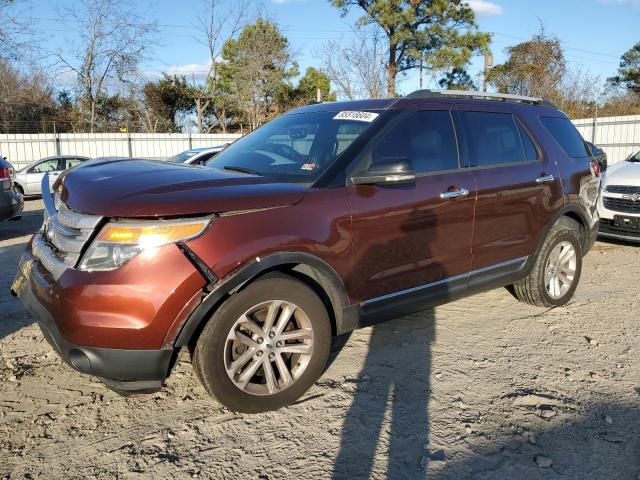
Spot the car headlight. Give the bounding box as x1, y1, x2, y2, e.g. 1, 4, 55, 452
78, 217, 211, 271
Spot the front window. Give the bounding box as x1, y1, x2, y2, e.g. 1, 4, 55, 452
207, 110, 381, 182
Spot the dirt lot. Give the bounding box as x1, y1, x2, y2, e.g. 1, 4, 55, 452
1, 199, 639, 480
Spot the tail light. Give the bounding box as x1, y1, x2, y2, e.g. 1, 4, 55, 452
590, 160, 601, 178
0, 167, 12, 191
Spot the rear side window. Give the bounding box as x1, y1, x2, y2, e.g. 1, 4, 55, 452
370, 110, 459, 174
540, 117, 589, 157
461, 111, 529, 167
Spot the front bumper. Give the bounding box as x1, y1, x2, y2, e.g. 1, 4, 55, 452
12, 257, 176, 391
598, 191, 640, 243
0, 190, 23, 221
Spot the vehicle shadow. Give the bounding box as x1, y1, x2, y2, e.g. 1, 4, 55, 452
333, 184, 449, 479
0, 208, 43, 242
0, 209, 42, 340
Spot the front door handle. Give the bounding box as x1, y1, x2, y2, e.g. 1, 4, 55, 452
536, 175, 555, 183
440, 188, 470, 199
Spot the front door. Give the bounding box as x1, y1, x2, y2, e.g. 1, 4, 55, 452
26, 158, 62, 195
347, 109, 476, 319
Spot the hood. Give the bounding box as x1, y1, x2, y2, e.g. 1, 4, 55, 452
59, 158, 308, 217
603, 160, 640, 187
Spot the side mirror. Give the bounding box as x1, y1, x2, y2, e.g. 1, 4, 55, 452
351, 158, 416, 185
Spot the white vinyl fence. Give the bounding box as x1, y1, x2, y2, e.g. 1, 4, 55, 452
0, 133, 242, 171
573, 114, 640, 165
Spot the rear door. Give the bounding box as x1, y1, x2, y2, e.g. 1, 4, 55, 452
347, 109, 476, 311
459, 108, 563, 272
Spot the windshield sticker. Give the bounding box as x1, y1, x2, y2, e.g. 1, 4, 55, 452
300, 163, 317, 171
333, 111, 379, 123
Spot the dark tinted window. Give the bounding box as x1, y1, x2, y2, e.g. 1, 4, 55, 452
517, 122, 538, 161
369, 110, 459, 173
541, 116, 589, 157
462, 111, 525, 167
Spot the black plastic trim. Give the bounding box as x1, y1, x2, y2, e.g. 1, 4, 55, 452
358, 257, 529, 328
178, 242, 218, 286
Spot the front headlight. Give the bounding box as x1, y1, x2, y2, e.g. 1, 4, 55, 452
78, 217, 211, 271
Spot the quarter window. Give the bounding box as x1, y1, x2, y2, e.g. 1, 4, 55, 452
369, 110, 459, 174
461, 111, 528, 167
540, 116, 590, 157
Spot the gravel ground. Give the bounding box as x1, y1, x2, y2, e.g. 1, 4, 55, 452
1, 199, 639, 480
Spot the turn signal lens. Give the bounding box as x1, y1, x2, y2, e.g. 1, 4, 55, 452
98, 222, 208, 247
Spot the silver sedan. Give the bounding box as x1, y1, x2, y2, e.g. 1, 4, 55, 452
14, 155, 90, 196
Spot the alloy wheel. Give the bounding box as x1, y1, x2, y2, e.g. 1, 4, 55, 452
224, 300, 315, 396
544, 241, 577, 300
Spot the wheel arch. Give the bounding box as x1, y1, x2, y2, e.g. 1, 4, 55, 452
541, 205, 591, 256
173, 252, 356, 348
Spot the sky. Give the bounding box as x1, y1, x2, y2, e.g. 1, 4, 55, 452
15, 0, 640, 96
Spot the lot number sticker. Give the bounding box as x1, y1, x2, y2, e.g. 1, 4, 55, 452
333, 111, 379, 122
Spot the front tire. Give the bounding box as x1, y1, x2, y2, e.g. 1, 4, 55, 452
511, 223, 583, 307
193, 275, 331, 413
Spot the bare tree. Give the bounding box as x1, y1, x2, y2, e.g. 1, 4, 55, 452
0, 0, 37, 61
318, 27, 387, 100
191, 0, 252, 133
55, 0, 156, 132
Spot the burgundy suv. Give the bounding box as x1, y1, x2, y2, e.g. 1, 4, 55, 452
12, 91, 600, 412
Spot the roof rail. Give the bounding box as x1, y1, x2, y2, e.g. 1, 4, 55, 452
405, 89, 556, 108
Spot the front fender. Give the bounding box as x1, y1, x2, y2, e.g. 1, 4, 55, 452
172, 251, 357, 347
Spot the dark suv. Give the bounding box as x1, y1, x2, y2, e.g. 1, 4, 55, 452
12, 91, 600, 412
1, 156, 23, 221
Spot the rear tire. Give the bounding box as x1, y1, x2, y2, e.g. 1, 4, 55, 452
511, 223, 583, 307
193, 275, 331, 413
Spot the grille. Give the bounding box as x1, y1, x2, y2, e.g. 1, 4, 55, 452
32, 202, 102, 279
603, 197, 640, 214
606, 185, 640, 195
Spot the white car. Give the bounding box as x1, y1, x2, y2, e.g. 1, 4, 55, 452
14, 155, 90, 196
598, 150, 640, 242
166, 146, 227, 165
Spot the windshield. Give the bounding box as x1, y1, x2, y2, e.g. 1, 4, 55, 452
206, 110, 381, 182
628, 151, 640, 162
167, 151, 200, 163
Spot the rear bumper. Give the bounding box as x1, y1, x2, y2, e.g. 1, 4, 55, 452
0, 190, 23, 221
15, 265, 175, 391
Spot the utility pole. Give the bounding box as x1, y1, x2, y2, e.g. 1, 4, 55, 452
483, 48, 493, 92
316, 87, 322, 103
419, 57, 423, 90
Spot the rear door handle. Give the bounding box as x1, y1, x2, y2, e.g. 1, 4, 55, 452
440, 188, 470, 199
536, 175, 555, 183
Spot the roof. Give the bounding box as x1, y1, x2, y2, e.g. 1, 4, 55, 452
289, 90, 559, 115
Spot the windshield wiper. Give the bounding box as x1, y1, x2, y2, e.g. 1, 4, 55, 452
221, 165, 261, 176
